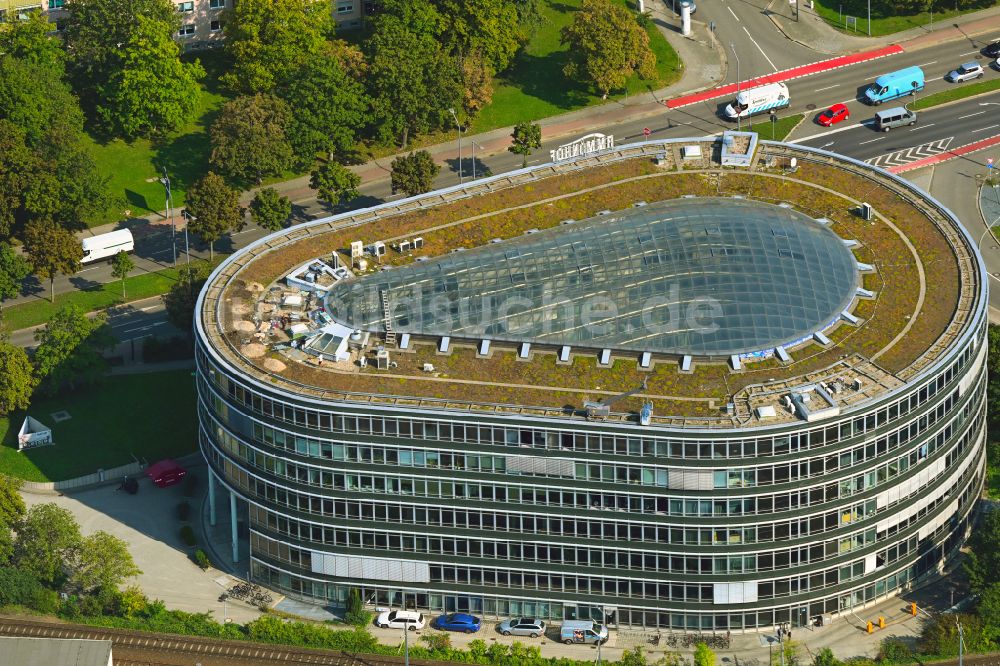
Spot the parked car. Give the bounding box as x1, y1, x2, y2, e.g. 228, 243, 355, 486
946, 62, 984, 83
983, 40, 1000, 58
375, 610, 425, 631
498, 617, 546, 638
817, 103, 850, 126
434, 613, 481, 633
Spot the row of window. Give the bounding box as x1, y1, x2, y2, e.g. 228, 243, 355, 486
198, 332, 976, 461
229, 381, 971, 491
177, 0, 226, 9
243, 455, 978, 578
179, 20, 223, 36
203, 401, 980, 534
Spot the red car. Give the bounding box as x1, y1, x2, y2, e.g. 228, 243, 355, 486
817, 104, 850, 126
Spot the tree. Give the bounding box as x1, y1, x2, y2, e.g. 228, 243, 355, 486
977, 582, 1000, 642
693, 642, 716, 666
0, 12, 66, 76
432, 0, 523, 73
0, 475, 25, 529
460, 51, 495, 119
509, 121, 542, 168
185, 173, 244, 260
23, 220, 83, 303
14, 503, 82, 586
279, 48, 368, 165
210, 94, 295, 185
812, 648, 842, 666
620, 646, 648, 666
966, 507, 1000, 594
69, 531, 141, 593
366, 11, 462, 147
0, 343, 34, 417
95, 14, 205, 138
33, 304, 113, 396
0, 56, 85, 151
222, 0, 333, 94
250, 188, 292, 232
111, 250, 135, 299
0, 243, 30, 313
164, 263, 212, 332
391, 151, 440, 197
62, 0, 180, 121
310, 161, 361, 208
561, 0, 657, 99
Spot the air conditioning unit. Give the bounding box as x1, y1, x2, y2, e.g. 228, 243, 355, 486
860, 202, 873, 221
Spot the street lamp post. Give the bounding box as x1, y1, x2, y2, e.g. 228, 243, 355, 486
181, 210, 194, 265
448, 108, 463, 184
403, 624, 410, 666
957, 621, 964, 666
159, 167, 176, 267
731, 43, 742, 132
470, 140, 485, 180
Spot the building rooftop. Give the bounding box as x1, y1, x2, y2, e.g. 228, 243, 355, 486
198, 138, 982, 428
326, 198, 861, 357
0, 637, 113, 666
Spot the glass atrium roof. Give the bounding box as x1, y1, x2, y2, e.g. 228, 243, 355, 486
324, 198, 859, 356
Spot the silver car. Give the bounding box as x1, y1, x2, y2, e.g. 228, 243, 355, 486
498, 617, 546, 637
946, 62, 984, 83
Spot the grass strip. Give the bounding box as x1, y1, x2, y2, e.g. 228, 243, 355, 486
745, 113, 805, 141
911, 78, 1000, 110
809, 0, 989, 37
1, 258, 221, 333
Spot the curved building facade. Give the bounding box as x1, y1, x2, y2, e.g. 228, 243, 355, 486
195, 138, 987, 632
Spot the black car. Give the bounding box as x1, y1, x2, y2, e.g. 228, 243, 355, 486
983, 41, 1000, 58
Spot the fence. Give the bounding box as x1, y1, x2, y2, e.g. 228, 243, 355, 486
19, 460, 146, 493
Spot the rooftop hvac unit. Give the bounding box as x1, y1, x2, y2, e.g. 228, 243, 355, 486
372, 241, 386, 257
399, 240, 411, 253
860, 202, 873, 221
853, 378, 863, 391
413, 237, 424, 249
351, 240, 364, 259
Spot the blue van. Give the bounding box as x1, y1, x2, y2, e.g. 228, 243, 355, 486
865, 66, 925, 105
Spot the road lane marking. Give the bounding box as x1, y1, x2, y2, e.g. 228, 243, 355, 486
972, 124, 1000, 133
120, 322, 166, 334
858, 137, 885, 145
959, 111, 987, 119
814, 84, 840, 92
743, 26, 777, 72
916, 61, 938, 67
908, 123, 935, 131
728, 6, 740, 20
789, 121, 872, 143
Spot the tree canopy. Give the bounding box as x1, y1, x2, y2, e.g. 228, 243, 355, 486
310, 161, 361, 208
164, 263, 212, 332
33, 304, 113, 396
185, 172, 244, 259
222, 0, 333, 94
561, 0, 657, 98
210, 94, 295, 185
111, 250, 135, 299
0, 242, 30, 306
0, 342, 34, 416
69, 531, 141, 594
249, 188, 292, 232
23, 220, 84, 303
95, 14, 205, 138
509, 121, 541, 167
14, 503, 82, 586
0, 12, 66, 76
390, 151, 440, 197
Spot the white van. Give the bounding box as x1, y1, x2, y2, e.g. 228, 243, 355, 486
81, 229, 135, 264
724, 83, 791, 120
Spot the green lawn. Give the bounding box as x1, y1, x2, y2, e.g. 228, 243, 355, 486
471, 0, 681, 132
86, 51, 233, 226
0, 371, 198, 482
745, 113, 805, 141
0, 258, 221, 333
912, 78, 1000, 110
811, 0, 998, 37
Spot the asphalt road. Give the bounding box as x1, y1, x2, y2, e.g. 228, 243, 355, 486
7, 297, 182, 350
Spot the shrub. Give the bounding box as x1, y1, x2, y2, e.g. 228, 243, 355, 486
0, 567, 56, 612
421, 632, 452, 652
193, 549, 210, 570
344, 588, 369, 626
119, 586, 148, 617
179, 525, 197, 547
176, 501, 191, 522
142, 335, 194, 363
878, 638, 914, 663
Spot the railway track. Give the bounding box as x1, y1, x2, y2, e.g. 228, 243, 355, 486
0, 615, 440, 666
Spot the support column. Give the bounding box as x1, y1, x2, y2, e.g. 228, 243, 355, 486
230, 490, 239, 564
208, 467, 217, 527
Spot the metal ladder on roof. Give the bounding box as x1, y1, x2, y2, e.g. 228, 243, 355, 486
380, 290, 396, 346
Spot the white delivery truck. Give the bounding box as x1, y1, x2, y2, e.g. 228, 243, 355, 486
81, 229, 135, 264
724, 82, 790, 120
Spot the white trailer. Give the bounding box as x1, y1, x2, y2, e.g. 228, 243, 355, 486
81, 229, 135, 264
